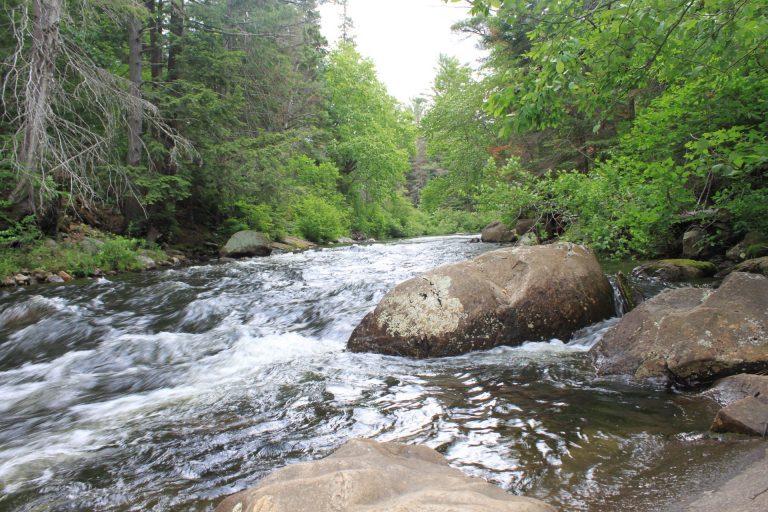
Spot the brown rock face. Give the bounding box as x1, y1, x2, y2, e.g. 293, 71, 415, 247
481, 221, 517, 243
347, 243, 614, 358
214, 439, 555, 512
591, 272, 768, 387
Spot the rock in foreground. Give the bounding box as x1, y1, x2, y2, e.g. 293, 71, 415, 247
214, 439, 555, 512
220, 230, 272, 258
591, 272, 768, 386
348, 243, 614, 358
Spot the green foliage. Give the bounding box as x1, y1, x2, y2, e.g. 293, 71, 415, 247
222, 201, 275, 238
95, 237, 143, 272
0, 216, 41, 246
423, 209, 494, 235
746, 243, 768, 259
295, 195, 349, 243
323, 43, 417, 235
0, 233, 166, 279
420, 0, 768, 258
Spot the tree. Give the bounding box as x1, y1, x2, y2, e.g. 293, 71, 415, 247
420, 55, 495, 210
1, 0, 189, 233
323, 43, 416, 234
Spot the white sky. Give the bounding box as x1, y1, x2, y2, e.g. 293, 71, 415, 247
318, 0, 486, 104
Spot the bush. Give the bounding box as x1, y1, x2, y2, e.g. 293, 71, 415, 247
295, 195, 349, 243
96, 237, 143, 272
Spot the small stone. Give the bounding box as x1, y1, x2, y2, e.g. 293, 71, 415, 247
136, 255, 156, 270
14, 274, 30, 285
58, 271, 73, 282
46, 274, 65, 283
2, 277, 16, 287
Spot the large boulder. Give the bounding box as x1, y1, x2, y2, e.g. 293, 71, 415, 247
214, 439, 555, 512
481, 221, 517, 243
348, 243, 614, 358
220, 230, 272, 258
591, 272, 768, 387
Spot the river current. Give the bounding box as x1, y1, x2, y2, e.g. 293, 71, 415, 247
0, 236, 748, 511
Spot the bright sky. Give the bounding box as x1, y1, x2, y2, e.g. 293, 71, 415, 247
318, 0, 486, 104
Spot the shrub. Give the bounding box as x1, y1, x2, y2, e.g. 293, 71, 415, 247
295, 195, 349, 243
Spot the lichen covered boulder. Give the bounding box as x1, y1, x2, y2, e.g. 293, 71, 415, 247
347, 243, 614, 358
220, 230, 272, 258
214, 439, 555, 512
591, 272, 768, 387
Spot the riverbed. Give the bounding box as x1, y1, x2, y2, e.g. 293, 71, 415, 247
0, 236, 753, 511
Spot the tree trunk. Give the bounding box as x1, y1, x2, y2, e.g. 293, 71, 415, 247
127, 15, 142, 168
167, 0, 183, 83
123, 14, 145, 233
14, 0, 63, 216
146, 0, 162, 82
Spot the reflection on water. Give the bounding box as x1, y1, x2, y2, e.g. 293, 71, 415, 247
0, 237, 733, 511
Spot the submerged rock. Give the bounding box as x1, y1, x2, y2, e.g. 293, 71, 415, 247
214, 439, 555, 512
220, 230, 272, 258
481, 221, 517, 243
633, 259, 717, 281
591, 272, 768, 387
347, 243, 614, 358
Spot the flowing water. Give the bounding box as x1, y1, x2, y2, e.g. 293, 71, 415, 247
0, 236, 751, 511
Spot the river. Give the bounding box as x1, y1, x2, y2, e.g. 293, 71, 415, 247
0, 236, 752, 511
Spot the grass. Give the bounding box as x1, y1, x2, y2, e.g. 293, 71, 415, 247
0, 235, 169, 280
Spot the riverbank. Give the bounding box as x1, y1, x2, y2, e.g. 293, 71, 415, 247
0, 223, 182, 287
0, 224, 326, 287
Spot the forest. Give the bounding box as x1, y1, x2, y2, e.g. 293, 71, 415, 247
1, 0, 767, 278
